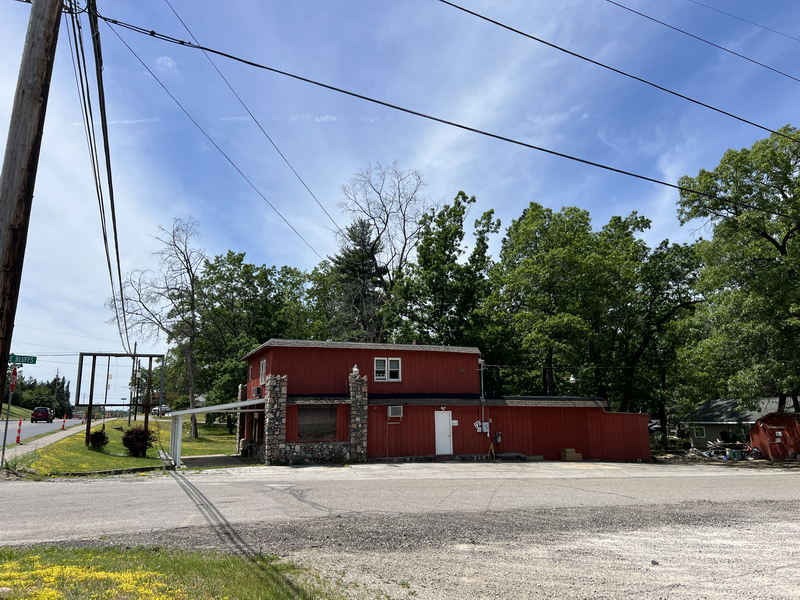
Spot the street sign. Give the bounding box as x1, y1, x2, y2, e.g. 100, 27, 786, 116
7, 353, 36, 364
9, 367, 17, 393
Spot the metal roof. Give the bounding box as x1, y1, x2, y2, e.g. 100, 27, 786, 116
243, 338, 481, 360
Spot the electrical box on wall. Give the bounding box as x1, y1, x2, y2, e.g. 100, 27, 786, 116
253, 386, 262, 398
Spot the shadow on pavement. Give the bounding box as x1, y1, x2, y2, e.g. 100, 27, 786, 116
167, 469, 311, 599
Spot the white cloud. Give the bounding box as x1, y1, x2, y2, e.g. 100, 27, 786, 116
154, 55, 178, 75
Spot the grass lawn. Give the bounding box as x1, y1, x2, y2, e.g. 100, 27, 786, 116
17, 419, 163, 475
0, 546, 335, 600
0, 403, 32, 421
153, 419, 239, 456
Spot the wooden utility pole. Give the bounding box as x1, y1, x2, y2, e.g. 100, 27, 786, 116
0, 0, 63, 401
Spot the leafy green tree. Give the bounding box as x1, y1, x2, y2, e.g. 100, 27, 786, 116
392, 191, 499, 346
195, 252, 312, 405
309, 219, 388, 342
678, 125, 800, 409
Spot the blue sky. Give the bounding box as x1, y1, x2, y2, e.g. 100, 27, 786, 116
1, 0, 799, 401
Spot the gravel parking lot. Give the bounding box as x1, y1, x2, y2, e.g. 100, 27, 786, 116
10, 461, 796, 599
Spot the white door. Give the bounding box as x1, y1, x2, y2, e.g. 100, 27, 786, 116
435, 411, 453, 455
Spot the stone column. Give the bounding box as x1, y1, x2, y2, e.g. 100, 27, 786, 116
264, 374, 288, 464
349, 367, 368, 462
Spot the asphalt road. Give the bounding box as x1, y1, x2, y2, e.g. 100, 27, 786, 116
3, 462, 800, 598
0, 416, 79, 445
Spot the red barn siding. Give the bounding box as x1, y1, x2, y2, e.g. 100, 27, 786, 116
248, 346, 480, 397
368, 405, 650, 462
749, 413, 800, 460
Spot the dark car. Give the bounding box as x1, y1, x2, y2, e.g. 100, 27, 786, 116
31, 407, 54, 423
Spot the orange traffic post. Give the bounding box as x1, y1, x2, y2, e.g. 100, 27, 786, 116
61, 414, 66, 430
15, 418, 22, 445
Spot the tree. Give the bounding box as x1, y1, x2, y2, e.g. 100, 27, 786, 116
195, 251, 312, 405
678, 126, 800, 408
340, 162, 430, 290
117, 219, 205, 438
392, 191, 499, 346
309, 220, 388, 341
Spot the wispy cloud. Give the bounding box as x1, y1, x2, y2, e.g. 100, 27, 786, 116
109, 118, 159, 126
155, 55, 178, 75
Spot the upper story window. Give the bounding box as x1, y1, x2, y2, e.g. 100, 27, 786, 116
259, 359, 267, 384
374, 357, 401, 382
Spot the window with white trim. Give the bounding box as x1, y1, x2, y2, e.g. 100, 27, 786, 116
374, 357, 401, 382
692, 426, 706, 438
259, 359, 267, 384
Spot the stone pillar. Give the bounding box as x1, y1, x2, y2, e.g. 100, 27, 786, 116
349, 367, 368, 462
264, 374, 288, 464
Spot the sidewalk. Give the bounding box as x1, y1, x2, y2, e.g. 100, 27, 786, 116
3, 422, 86, 463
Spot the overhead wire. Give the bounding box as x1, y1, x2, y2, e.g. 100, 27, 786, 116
85, 0, 132, 353
162, 0, 344, 236
103, 23, 325, 261
94, 12, 800, 220
604, 0, 800, 85
64, 3, 131, 354
684, 0, 800, 45
436, 0, 799, 144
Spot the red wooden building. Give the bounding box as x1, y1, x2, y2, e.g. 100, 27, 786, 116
749, 412, 800, 460
238, 339, 650, 464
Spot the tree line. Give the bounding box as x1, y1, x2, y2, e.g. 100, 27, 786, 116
118, 129, 800, 441
2, 372, 71, 418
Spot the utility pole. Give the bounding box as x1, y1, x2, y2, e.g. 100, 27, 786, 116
0, 0, 64, 408
52, 367, 58, 414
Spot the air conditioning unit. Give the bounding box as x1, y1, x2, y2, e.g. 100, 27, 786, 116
387, 405, 403, 418
253, 386, 263, 398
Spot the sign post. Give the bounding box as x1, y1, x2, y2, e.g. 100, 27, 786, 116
1, 365, 21, 466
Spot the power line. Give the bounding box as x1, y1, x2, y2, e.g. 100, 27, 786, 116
85, 0, 132, 354
162, 0, 344, 236
436, 0, 799, 144
95, 13, 800, 219
605, 0, 800, 85
685, 0, 800, 45
104, 23, 325, 261
64, 4, 130, 354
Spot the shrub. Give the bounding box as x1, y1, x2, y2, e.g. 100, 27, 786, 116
121, 426, 157, 458
88, 425, 109, 451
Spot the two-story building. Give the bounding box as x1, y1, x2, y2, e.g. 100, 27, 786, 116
237, 338, 650, 464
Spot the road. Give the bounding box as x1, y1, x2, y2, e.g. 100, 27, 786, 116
2, 461, 800, 598
0, 416, 80, 445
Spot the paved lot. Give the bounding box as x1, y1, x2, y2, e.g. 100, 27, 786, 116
3, 461, 800, 598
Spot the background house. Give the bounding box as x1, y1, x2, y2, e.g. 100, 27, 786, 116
684, 398, 789, 447
239, 339, 650, 464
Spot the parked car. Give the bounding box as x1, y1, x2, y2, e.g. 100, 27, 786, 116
31, 407, 54, 423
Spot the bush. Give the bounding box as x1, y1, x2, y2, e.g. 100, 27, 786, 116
121, 426, 157, 458
88, 425, 109, 451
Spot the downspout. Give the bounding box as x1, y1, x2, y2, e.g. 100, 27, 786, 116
479, 358, 487, 437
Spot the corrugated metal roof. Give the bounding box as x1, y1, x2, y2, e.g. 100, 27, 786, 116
243, 338, 481, 359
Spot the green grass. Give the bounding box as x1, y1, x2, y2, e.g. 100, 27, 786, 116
0, 546, 337, 599
154, 419, 239, 456
17, 419, 163, 475
0, 404, 32, 421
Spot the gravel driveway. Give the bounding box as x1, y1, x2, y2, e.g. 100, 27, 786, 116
18, 462, 797, 599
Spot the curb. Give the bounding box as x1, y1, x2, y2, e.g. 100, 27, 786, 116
14, 464, 174, 478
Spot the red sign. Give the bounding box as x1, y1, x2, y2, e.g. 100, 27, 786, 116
9, 367, 17, 393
